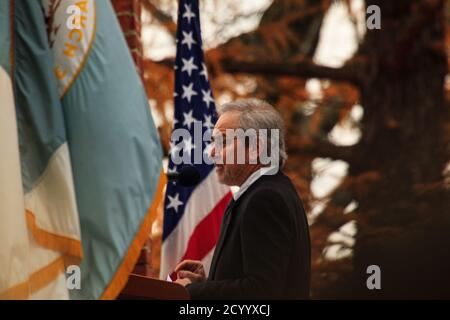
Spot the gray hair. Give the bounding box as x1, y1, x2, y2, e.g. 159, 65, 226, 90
219, 98, 287, 167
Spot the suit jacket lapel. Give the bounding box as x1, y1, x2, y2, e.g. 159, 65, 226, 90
209, 198, 235, 279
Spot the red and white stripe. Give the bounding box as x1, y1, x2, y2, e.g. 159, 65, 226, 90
160, 171, 232, 279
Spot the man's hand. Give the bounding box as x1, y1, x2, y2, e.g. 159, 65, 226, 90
174, 260, 206, 283
174, 277, 192, 287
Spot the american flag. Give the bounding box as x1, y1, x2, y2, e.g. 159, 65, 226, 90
160, 0, 232, 279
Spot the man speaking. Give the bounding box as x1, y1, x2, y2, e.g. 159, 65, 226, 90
175, 99, 311, 299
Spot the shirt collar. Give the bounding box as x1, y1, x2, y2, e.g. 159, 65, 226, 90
232, 165, 279, 201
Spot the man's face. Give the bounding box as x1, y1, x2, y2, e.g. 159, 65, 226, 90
210, 111, 248, 186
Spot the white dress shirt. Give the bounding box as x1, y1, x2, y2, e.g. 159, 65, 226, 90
232, 165, 279, 201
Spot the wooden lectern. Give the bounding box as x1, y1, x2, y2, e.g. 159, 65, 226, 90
118, 274, 190, 300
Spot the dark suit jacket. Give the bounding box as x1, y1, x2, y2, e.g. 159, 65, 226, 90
187, 170, 311, 299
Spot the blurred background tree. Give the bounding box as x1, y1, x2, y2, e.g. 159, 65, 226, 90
141, 0, 450, 298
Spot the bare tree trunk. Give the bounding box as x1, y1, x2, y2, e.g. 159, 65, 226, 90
350, 0, 450, 298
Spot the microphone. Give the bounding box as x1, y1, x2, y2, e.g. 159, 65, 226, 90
167, 165, 200, 187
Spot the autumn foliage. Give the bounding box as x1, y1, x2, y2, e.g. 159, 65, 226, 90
142, 0, 450, 298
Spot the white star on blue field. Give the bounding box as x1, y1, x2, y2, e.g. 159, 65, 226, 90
163, 0, 218, 240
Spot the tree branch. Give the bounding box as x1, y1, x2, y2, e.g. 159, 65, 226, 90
151, 54, 367, 87
141, 0, 177, 37
288, 140, 360, 164
220, 57, 366, 88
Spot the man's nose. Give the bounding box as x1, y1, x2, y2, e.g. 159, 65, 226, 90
209, 143, 222, 163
